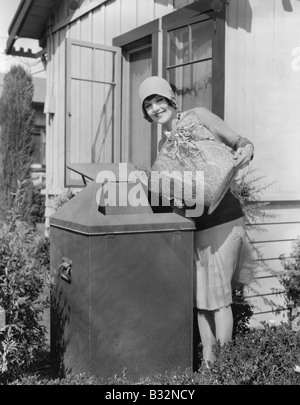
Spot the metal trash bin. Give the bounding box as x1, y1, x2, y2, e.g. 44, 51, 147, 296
50, 163, 195, 380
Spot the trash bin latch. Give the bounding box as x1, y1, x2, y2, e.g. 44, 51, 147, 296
59, 257, 73, 284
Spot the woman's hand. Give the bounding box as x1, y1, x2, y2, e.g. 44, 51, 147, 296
233, 144, 253, 169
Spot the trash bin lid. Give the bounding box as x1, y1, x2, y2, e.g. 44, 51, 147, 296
50, 180, 195, 235
67, 162, 139, 185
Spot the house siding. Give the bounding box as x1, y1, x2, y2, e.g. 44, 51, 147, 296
225, 0, 300, 201
244, 202, 300, 327
225, 0, 300, 325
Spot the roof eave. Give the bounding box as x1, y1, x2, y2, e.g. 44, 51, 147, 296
5, 0, 35, 55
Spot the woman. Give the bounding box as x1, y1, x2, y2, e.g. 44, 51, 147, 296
139, 76, 255, 366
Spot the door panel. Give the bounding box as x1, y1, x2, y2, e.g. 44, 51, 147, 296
128, 46, 152, 169
113, 20, 160, 167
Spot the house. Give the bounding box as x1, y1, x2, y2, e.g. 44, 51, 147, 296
0, 72, 46, 185
5, 0, 300, 328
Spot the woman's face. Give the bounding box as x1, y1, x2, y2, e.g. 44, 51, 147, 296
143, 95, 176, 127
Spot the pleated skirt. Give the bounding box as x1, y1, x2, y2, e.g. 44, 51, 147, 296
194, 217, 255, 311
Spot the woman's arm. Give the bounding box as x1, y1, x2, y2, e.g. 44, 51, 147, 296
193, 107, 254, 167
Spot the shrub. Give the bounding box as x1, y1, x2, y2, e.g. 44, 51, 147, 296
0, 180, 49, 384
232, 287, 254, 338
279, 236, 300, 310
9, 373, 101, 385
51, 188, 75, 213
0, 66, 35, 209
8, 323, 300, 385
35, 236, 50, 272
22, 181, 46, 225
204, 323, 300, 385
230, 167, 274, 226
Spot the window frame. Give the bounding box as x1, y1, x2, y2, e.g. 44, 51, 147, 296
162, 1, 226, 118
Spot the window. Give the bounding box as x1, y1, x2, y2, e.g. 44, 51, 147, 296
167, 17, 214, 111
31, 128, 46, 170
162, 1, 225, 118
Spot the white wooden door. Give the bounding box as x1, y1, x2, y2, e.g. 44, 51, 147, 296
65, 39, 121, 186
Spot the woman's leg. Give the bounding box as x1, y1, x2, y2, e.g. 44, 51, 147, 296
214, 304, 233, 345
197, 309, 216, 365
194, 220, 242, 364
197, 305, 233, 366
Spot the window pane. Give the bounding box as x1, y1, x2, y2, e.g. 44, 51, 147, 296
169, 26, 189, 66
71, 46, 115, 83
69, 80, 93, 167
71, 45, 93, 81
92, 83, 114, 163
31, 133, 41, 165
191, 19, 213, 61
95, 49, 115, 83
169, 60, 212, 111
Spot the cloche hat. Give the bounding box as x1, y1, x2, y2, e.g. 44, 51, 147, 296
139, 76, 178, 122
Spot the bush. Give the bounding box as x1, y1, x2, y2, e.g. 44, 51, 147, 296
279, 236, 300, 310
230, 167, 274, 226
51, 188, 74, 213
279, 236, 300, 334
0, 181, 49, 384
232, 287, 254, 338
9, 373, 101, 386
22, 181, 46, 225
0, 66, 35, 209
8, 323, 300, 385
203, 323, 300, 385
